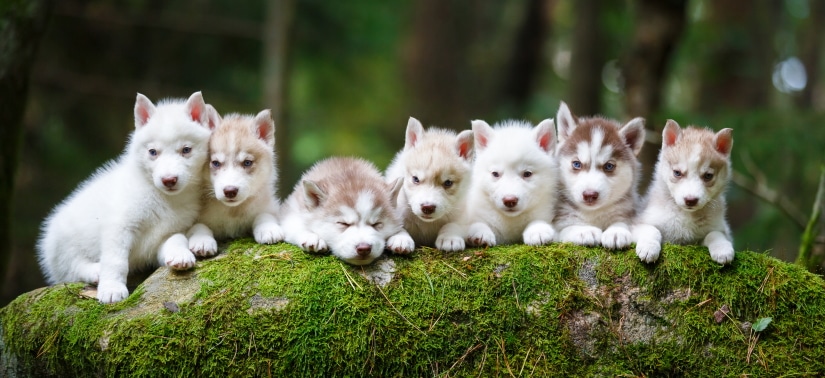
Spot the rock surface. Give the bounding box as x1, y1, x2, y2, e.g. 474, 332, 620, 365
2, 240, 825, 376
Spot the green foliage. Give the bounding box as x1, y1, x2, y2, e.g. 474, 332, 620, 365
3, 242, 825, 376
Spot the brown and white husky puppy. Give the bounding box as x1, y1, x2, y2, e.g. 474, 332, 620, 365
553, 102, 646, 249
186, 108, 284, 256
281, 157, 406, 265
633, 120, 734, 264
384, 117, 474, 252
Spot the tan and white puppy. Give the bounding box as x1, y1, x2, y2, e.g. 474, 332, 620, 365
554, 102, 645, 249
384, 117, 474, 252
187, 109, 284, 255
281, 157, 405, 265
633, 120, 734, 264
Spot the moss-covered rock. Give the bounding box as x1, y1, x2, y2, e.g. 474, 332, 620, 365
2, 241, 825, 376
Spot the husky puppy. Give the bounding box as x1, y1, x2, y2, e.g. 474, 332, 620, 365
187, 109, 284, 256
450, 118, 558, 247
633, 120, 734, 264
37, 92, 216, 303
553, 102, 646, 249
281, 157, 405, 265
384, 117, 474, 252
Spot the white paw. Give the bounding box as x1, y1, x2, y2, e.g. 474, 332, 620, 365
387, 233, 415, 254
298, 233, 328, 253
523, 223, 555, 246
602, 227, 632, 249
635, 239, 661, 263
78, 263, 101, 284
708, 240, 735, 264
561, 226, 602, 246
97, 280, 129, 304
435, 234, 465, 252
165, 247, 197, 270
254, 222, 285, 245
467, 223, 496, 247
189, 234, 218, 257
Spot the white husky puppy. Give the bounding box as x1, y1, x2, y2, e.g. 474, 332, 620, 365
633, 120, 734, 264
187, 109, 284, 256
37, 92, 216, 303
384, 117, 474, 252
281, 157, 406, 265
553, 102, 646, 249
447, 118, 558, 247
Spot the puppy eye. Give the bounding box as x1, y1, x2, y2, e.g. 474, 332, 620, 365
492, 171, 500, 178
211, 160, 221, 168
522, 171, 532, 178
412, 176, 420, 184
603, 163, 615, 172
371, 222, 383, 230
181, 146, 192, 154
336, 222, 351, 228
148, 149, 158, 157
572, 161, 582, 170
673, 170, 683, 178
243, 160, 253, 167
443, 179, 453, 188
702, 172, 714, 181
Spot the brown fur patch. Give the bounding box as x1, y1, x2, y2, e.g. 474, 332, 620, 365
559, 117, 634, 162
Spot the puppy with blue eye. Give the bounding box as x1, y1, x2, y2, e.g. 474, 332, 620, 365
553, 102, 646, 249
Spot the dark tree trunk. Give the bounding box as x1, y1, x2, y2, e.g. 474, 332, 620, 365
795, 0, 825, 109
569, 0, 609, 116
501, 0, 553, 115
621, 0, 687, 190
0, 0, 53, 292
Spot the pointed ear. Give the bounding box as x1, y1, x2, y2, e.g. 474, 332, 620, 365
620, 117, 646, 156
662, 119, 682, 147
405, 117, 424, 150
253, 109, 275, 145
389, 177, 403, 204
302, 180, 326, 209
134, 93, 156, 129
714, 128, 733, 156
455, 130, 474, 161
204, 104, 221, 131
471, 120, 493, 151
556, 101, 577, 142
534, 119, 556, 153
184, 91, 208, 126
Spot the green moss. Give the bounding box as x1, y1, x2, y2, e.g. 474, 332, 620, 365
3, 241, 825, 377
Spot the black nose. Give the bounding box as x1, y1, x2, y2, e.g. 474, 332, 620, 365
583, 191, 599, 204
503, 196, 519, 208
684, 197, 699, 207
421, 204, 436, 215
162, 176, 178, 188
355, 243, 372, 256
223, 186, 239, 199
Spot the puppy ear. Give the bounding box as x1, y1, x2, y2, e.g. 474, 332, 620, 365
204, 104, 222, 131
253, 109, 275, 146
556, 101, 577, 143
455, 130, 474, 161
471, 120, 493, 151
405, 117, 424, 150
134, 93, 156, 129
184, 91, 208, 127
662, 119, 682, 147
388, 177, 403, 204
620, 117, 646, 156
714, 128, 733, 156
302, 180, 326, 209
534, 118, 556, 153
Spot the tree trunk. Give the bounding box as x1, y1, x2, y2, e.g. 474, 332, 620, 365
621, 0, 687, 190
794, 0, 825, 110
501, 0, 552, 116
0, 0, 53, 292
568, 0, 609, 116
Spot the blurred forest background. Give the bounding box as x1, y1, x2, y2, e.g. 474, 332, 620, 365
2, 0, 825, 306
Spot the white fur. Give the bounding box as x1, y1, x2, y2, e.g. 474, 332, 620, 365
37, 92, 215, 303
384, 117, 474, 252
634, 120, 734, 264
186, 109, 284, 256
447, 119, 558, 246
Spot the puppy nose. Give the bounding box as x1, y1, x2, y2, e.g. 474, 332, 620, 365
503, 196, 519, 208
162, 176, 178, 188
421, 204, 436, 215
355, 243, 372, 256
583, 191, 599, 204
223, 186, 239, 199
684, 197, 699, 207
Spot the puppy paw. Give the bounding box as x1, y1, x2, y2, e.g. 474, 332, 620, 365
298, 233, 328, 253
523, 223, 555, 246
708, 240, 735, 265
387, 233, 415, 254
189, 234, 218, 257
602, 227, 632, 249
165, 247, 197, 270
436, 235, 465, 252
78, 263, 101, 284
97, 280, 129, 304
635, 240, 661, 263
561, 225, 602, 246
254, 222, 285, 245
467, 223, 496, 247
